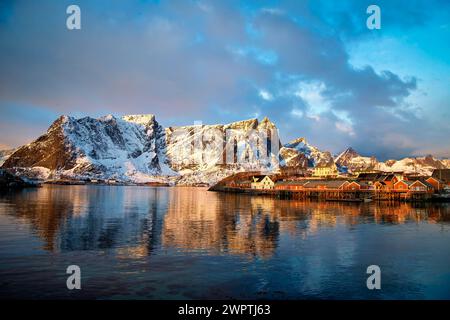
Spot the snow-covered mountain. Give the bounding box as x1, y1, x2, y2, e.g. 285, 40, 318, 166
334, 147, 377, 172
376, 155, 447, 176
282, 137, 333, 167
165, 117, 281, 184
279, 147, 309, 169
442, 159, 450, 168
2, 114, 174, 182
2, 115, 282, 185
334, 147, 449, 176
2, 114, 450, 184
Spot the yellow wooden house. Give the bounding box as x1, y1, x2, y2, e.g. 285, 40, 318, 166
251, 175, 275, 189
312, 163, 338, 177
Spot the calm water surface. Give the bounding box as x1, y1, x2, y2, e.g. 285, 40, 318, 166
0, 185, 449, 299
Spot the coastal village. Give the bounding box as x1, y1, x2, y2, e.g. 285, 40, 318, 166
210, 165, 450, 202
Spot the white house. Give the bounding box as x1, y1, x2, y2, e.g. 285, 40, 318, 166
251, 175, 275, 189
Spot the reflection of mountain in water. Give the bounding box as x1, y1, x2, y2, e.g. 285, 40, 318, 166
162, 190, 280, 258
2, 186, 450, 257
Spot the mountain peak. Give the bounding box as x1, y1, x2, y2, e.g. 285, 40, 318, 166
122, 114, 156, 126
258, 116, 277, 129
335, 147, 361, 164
260, 116, 271, 123
225, 118, 259, 130
336, 147, 360, 159
282, 137, 332, 167
285, 137, 307, 148
48, 115, 72, 132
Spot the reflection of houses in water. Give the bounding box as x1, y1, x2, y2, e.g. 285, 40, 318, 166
5, 186, 450, 257
370, 202, 450, 224
162, 188, 223, 252
162, 189, 280, 258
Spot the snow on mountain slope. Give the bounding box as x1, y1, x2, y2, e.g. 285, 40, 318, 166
3, 113, 450, 184
279, 147, 309, 169
376, 155, 447, 176
334, 148, 450, 174
442, 159, 450, 168
2, 115, 282, 185
2, 114, 175, 182
283, 138, 333, 167
334, 147, 377, 172
165, 117, 281, 185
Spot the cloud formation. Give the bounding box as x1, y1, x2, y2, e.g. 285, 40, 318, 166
0, 0, 449, 159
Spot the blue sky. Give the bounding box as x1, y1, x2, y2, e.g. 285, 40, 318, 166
0, 0, 449, 160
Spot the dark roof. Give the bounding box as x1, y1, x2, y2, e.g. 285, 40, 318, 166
252, 175, 266, 182
351, 181, 372, 187
410, 180, 433, 188
357, 172, 405, 182
432, 169, 450, 183
252, 175, 276, 182
396, 180, 414, 186
276, 180, 311, 186
406, 175, 428, 181
405, 176, 442, 187
303, 180, 348, 188
381, 173, 396, 181
357, 172, 381, 180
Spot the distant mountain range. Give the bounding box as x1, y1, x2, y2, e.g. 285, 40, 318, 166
334, 147, 450, 176
1, 114, 449, 185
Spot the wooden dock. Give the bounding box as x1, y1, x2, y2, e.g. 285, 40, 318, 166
209, 186, 435, 202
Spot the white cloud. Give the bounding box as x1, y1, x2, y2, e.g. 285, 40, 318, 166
261, 8, 285, 16
259, 89, 273, 101
291, 108, 303, 118
335, 121, 355, 136
295, 81, 331, 116
306, 114, 320, 122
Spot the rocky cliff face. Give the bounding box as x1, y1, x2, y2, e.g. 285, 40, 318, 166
2, 115, 283, 184
2, 114, 450, 184
334, 147, 377, 172
2, 114, 173, 182
282, 137, 333, 167
334, 147, 449, 176
0, 169, 38, 189
165, 117, 281, 184
3, 116, 75, 171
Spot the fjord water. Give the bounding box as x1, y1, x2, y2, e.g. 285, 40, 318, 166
0, 185, 449, 299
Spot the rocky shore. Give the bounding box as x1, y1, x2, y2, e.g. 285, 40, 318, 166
0, 169, 39, 189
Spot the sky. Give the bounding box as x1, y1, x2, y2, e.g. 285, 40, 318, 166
0, 0, 449, 160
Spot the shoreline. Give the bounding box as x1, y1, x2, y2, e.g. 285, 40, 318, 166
208, 185, 450, 203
